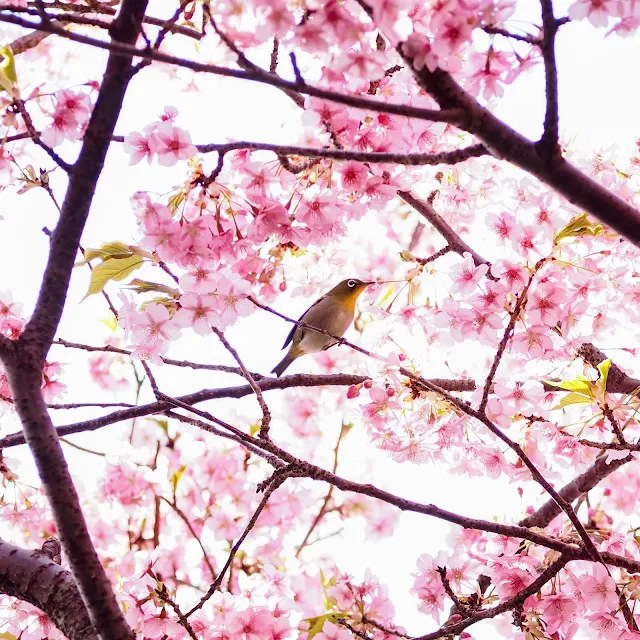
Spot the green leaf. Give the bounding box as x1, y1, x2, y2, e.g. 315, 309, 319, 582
595, 359, 611, 399
0, 46, 17, 94
170, 464, 187, 494
552, 392, 595, 410
545, 376, 594, 396
149, 418, 169, 433
83, 255, 143, 299
304, 614, 343, 639
249, 422, 261, 437
168, 190, 186, 214
125, 278, 180, 297
554, 212, 604, 244
76, 241, 134, 266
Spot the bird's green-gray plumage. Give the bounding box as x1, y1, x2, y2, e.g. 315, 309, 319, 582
271, 278, 372, 377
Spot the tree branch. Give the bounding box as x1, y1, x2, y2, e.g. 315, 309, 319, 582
395, 24, 640, 244
186, 466, 295, 617
18, 2, 144, 357
398, 191, 491, 267
295, 421, 348, 557
4, 2, 202, 40
577, 342, 640, 394
483, 25, 540, 45
0, 1, 151, 638
0, 538, 98, 640
538, 0, 561, 156
0, 12, 465, 124
413, 556, 570, 640
12, 97, 71, 171
192, 140, 489, 167
212, 328, 272, 438
519, 454, 634, 528
53, 337, 259, 377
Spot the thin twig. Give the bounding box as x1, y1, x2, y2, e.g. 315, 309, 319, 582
160, 496, 216, 579
295, 422, 349, 557
412, 556, 569, 640
479, 258, 546, 411
0, 13, 467, 124
269, 37, 279, 72
185, 466, 295, 617
155, 586, 198, 640
398, 191, 491, 269
483, 25, 541, 45
212, 328, 271, 438
12, 98, 72, 171
53, 338, 260, 377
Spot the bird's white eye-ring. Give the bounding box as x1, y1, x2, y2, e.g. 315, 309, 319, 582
347, 279, 357, 288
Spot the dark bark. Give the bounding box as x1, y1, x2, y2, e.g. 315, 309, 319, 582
0, 539, 98, 640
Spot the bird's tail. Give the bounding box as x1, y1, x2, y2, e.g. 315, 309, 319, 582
271, 352, 295, 377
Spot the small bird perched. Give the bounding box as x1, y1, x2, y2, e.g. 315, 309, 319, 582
271, 278, 373, 377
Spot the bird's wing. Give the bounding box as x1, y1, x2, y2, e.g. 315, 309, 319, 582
281, 295, 326, 349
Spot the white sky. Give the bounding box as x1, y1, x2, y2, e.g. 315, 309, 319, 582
1, 3, 639, 637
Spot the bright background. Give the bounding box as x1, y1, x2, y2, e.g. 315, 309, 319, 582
1, 1, 639, 636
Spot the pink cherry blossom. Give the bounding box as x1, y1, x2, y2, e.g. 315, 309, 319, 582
316, 620, 352, 640
227, 607, 274, 640
148, 121, 197, 167
449, 253, 489, 296
579, 564, 619, 611
130, 303, 181, 349
175, 292, 222, 335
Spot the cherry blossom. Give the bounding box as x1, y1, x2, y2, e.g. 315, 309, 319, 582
1, 2, 640, 640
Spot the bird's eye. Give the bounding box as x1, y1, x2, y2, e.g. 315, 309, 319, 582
347, 279, 357, 288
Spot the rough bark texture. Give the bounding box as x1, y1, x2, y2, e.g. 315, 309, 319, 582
0, 539, 98, 640
0, 1, 150, 638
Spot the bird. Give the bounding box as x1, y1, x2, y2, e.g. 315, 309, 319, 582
270, 278, 374, 377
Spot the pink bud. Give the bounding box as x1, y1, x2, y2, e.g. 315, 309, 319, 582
279, 282, 287, 292
386, 388, 394, 398
364, 379, 373, 389
398, 353, 407, 361
347, 385, 361, 399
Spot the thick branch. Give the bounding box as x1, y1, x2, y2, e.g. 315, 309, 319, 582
0, 1, 150, 638
577, 343, 640, 394
399, 32, 640, 244
0, 539, 97, 640
18, 2, 145, 357
539, 0, 561, 155
5, 2, 202, 39
519, 454, 633, 528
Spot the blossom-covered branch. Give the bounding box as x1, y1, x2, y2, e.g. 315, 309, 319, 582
0, 12, 464, 124
192, 139, 489, 167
